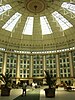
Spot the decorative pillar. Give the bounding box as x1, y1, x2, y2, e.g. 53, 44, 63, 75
2, 52, 7, 75
29, 55, 33, 78
29, 55, 33, 84
26, 59, 27, 78
16, 54, 20, 84
56, 53, 61, 84
43, 55, 46, 71
56, 53, 60, 77
43, 55, 46, 84
69, 51, 74, 77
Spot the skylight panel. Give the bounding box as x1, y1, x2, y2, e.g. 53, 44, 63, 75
0, 4, 12, 15
40, 16, 52, 35
61, 2, 75, 14
52, 11, 73, 30
2, 12, 22, 32
22, 17, 33, 35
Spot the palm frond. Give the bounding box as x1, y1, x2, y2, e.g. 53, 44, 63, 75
44, 70, 56, 89
0, 72, 12, 87
0, 76, 5, 83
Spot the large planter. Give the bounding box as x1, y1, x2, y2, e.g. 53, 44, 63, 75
1, 86, 11, 96
44, 88, 55, 98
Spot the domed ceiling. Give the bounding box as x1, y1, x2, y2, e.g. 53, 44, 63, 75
0, 0, 75, 52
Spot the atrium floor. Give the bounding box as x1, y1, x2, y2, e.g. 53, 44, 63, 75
0, 86, 75, 100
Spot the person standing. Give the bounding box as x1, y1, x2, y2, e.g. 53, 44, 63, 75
32, 82, 35, 90
22, 82, 27, 96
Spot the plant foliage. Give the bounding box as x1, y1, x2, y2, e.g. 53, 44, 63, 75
0, 72, 12, 88
44, 70, 56, 89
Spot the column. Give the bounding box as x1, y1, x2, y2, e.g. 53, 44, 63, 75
2, 52, 7, 75
26, 59, 27, 78
43, 55, 46, 71
29, 55, 33, 85
29, 55, 33, 78
16, 54, 20, 84
56, 53, 61, 84
56, 54, 60, 77
69, 51, 74, 77
43, 55, 46, 84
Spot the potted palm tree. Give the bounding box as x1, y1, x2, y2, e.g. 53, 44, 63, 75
44, 70, 56, 98
0, 72, 12, 96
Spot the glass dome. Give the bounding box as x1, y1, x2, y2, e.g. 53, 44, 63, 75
0, 0, 75, 52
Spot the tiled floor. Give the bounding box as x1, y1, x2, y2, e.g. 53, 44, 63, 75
0, 87, 75, 100
40, 87, 75, 100
0, 89, 22, 100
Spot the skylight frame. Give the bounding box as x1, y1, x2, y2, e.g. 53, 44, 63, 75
52, 11, 73, 30
0, 4, 12, 15
22, 17, 34, 35
40, 16, 52, 35
2, 12, 22, 32
61, 2, 75, 14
